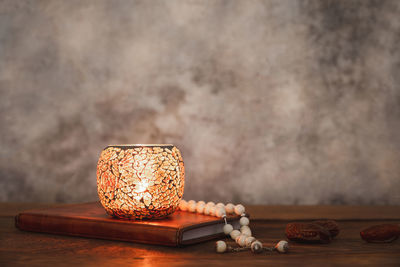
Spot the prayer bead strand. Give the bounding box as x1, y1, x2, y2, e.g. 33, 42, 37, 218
179, 199, 289, 254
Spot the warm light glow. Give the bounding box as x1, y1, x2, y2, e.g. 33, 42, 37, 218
136, 179, 149, 193
97, 145, 185, 219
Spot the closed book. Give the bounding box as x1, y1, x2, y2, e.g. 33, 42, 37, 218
15, 202, 241, 246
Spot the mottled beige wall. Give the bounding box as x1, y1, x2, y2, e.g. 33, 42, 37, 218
1, 0, 400, 204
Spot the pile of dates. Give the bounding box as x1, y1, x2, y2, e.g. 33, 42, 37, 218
285, 220, 339, 243
286, 220, 400, 244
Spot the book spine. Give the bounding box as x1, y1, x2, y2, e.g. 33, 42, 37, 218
15, 213, 180, 246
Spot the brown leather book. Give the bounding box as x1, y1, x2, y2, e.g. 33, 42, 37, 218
15, 202, 241, 246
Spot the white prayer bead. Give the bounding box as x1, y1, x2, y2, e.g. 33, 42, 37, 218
275, 240, 289, 253
203, 205, 211, 215
245, 236, 256, 247
215, 240, 227, 253
235, 234, 247, 247
206, 201, 215, 207
223, 224, 234, 235
239, 216, 250, 226
196, 202, 205, 213
225, 203, 235, 214
209, 206, 216, 216
188, 202, 197, 212
179, 200, 188, 211
216, 202, 225, 209
188, 200, 196, 205
215, 207, 226, 218
197, 200, 206, 206
234, 204, 245, 215
230, 230, 241, 240
240, 225, 252, 237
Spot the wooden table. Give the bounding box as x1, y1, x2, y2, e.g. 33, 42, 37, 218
1, 203, 399, 266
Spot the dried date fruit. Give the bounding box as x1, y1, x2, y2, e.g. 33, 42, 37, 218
313, 220, 340, 237
360, 224, 400, 243
286, 222, 331, 243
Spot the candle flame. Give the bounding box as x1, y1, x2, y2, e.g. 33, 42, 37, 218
136, 179, 149, 193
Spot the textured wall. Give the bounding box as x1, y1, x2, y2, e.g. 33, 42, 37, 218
1, 0, 400, 204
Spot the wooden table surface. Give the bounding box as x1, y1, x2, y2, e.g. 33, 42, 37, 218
1, 203, 399, 266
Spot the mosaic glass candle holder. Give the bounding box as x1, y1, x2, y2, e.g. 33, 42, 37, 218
97, 144, 185, 219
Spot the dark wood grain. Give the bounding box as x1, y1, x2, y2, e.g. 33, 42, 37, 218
1, 203, 399, 266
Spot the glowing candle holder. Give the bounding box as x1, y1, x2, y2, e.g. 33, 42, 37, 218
97, 144, 185, 219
